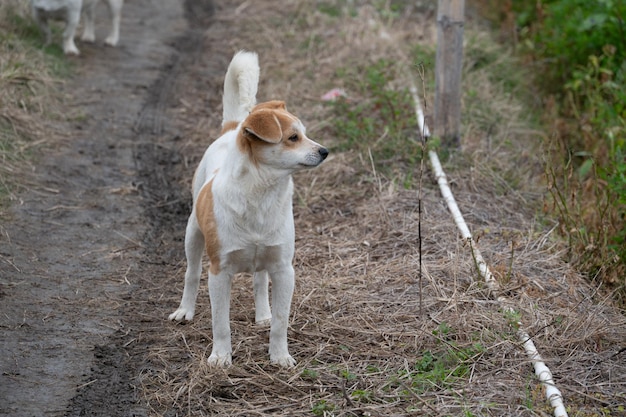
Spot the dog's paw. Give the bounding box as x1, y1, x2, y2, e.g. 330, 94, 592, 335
168, 307, 194, 321
255, 317, 271, 327
270, 354, 296, 368
80, 32, 95, 43
104, 35, 119, 47
63, 43, 80, 55
208, 352, 232, 367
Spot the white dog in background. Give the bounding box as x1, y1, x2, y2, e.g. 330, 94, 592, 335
168, 51, 328, 367
30, 0, 123, 55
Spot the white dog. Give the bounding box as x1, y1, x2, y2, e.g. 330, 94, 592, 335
30, 0, 123, 55
169, 51, 328, 367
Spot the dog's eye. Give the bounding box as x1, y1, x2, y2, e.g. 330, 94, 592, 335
288, 134, 299, 142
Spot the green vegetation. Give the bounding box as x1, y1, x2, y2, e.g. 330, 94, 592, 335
322, 1, 625, 302
399, 322, 484, 394
316, 0, 405, 19
398, 343, 485, 393
328, 58, 422, 188
300, 368, 320, 380
517, 0, 625, 91
1, 4, 72, 72
381, 323, 486, 405
503, 308, 522, 330
515, 0, 625, 300
311, 399, 336, 416
303, 324, 487, 412
328, 0, 626, 302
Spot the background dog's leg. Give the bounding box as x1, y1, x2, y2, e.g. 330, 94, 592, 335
104, 0, 123, 46
80, 0, 96, 43
62, 7, 80, 55
208, 272, 234, 367
169, 215, 204, 321
253, 271, 271, 325
268, 266, 296, 367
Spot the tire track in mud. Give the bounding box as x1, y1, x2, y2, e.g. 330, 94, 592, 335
66, 1, 217, 416
0, 0, 217, 415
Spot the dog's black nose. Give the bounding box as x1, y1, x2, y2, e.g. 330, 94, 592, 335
319, 147, 329, 160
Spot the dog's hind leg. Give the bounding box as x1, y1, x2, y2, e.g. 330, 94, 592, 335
268, 265, 296, 367
208, 270, 234, 367
80, 0, 96, 43
169, 214, 204, 321
103, 0, 123, 46
253, 271, 271, 325
61, 5, 80, 55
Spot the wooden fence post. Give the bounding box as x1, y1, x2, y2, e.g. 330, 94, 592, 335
434, 0, 465, 147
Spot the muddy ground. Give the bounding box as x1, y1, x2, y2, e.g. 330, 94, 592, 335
2, 0, 625, 416
1, 0, 213, 415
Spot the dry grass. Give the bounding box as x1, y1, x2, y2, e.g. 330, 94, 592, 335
142, 1, 626, 416
1, 0, 623, 415
0, 0, 66, 212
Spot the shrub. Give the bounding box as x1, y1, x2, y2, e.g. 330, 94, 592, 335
517, 0, 626, 91
516, 0, 626, 301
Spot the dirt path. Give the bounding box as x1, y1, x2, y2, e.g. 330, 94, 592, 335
1, 0, 215, 415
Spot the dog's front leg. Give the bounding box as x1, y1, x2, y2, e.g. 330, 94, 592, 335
268, 265, 296, 368
169, 215, 204, 322
103, 0, 123, 46
80, 0, 96, 43
62, 6, 80, 55
208, 271, 234, 367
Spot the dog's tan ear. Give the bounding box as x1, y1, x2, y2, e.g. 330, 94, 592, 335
243, 109, 283, 144
253, 100, 286, 112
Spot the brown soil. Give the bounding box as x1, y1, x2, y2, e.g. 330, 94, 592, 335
1, 0, 625, 416
0, 0, 201, 415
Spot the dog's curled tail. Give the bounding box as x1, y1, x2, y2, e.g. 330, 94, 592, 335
222, 51, 259, 125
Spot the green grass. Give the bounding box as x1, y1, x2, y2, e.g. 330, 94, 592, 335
302, 324, 488, 413
383, 323, 486, 400
316, 1, 348, 18
399, 323, 485, 395
316, 0, 405, 19
326, 35, 538, 194
300, 368, 320, 380
311, 399, 336, 416
2, 7, 73, 75
327, 58, 424, 188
